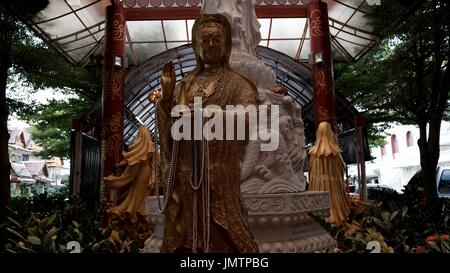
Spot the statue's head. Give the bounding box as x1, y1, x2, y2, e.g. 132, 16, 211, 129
192, 14, 232, 70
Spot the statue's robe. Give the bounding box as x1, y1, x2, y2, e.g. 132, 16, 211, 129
157, 70, 259, 252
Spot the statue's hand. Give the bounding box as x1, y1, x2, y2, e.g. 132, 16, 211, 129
160, 60, 176, 107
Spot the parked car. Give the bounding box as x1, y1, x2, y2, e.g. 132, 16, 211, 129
437, 166, 450, 199
347, 179, 396, 201
406, 166, 450, 199
404, 167, 450, 227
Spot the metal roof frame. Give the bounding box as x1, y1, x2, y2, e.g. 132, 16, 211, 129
16, 0, 409, 67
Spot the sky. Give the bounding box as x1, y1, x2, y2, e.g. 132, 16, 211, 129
8, 117, 28, 129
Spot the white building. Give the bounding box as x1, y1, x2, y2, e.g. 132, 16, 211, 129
362, 121, 450, 192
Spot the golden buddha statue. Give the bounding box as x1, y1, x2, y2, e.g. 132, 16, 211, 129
156, 14, 259, 253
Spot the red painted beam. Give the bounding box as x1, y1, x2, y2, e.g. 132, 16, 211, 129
124, 5, 308, 21
125, 7, 200, 20
256, 5, 308, 18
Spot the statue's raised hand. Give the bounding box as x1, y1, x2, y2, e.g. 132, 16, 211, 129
160, 60, 176, 107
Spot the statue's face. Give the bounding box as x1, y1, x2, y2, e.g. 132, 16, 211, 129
197, 24, 225, 65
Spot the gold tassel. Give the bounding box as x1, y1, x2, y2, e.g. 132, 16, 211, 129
308, 121, 349, 224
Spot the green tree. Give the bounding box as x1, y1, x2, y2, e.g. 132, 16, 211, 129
19, 97, 92, 159
0, 1, 101, 221
335, 0, 450, 203
0, 0, 50, 222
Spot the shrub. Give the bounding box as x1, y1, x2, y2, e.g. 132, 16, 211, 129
0, 189, 153, 253
311, 180, 450, 253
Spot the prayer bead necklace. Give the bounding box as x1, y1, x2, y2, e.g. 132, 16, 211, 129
154, 101, 179, 214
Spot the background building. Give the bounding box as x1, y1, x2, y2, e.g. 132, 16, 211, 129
8, 127, 70, 197
358, 121, 450, 192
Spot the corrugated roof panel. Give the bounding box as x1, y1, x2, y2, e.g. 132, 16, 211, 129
20, 0, 409, 66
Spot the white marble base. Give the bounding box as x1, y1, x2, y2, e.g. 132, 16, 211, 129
142, 192, 336, 253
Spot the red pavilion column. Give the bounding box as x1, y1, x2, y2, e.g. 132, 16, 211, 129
307, 0, 350, 224
102, 3, 125, 200
308, 0, 336, 130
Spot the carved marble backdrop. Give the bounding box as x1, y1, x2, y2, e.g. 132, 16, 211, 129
202, 0, 306, 194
